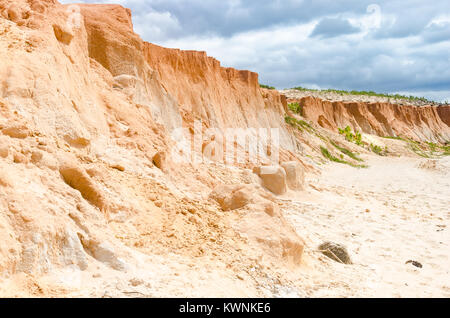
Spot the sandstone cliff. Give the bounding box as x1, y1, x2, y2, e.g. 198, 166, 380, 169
0, 0, 448, 298
0, 0, 305, 297
286, 96, 450, 143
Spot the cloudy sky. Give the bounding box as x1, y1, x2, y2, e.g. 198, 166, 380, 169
61, 0, 450, 102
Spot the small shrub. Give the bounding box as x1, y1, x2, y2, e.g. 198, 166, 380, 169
260, 84, 275, 90
354, 131, 363, 146
321, 146, 344, 163
441, 144, 450, 155
330, 141, 363, 162
370, 143, 383, 155
284, 115, 297, 126
288, 102, 302, 115
298, 119, 312, 130
339, 126, 363, 146
427, 142, 438, 153
320, 146, 367, 168
285, 115, 314, 133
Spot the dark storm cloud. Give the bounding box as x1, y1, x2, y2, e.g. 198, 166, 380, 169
141, 0, 368, 37
63, 0, 373, 38
61, 0, 450, 102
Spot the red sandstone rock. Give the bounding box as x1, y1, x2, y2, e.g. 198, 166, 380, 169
288, 96, 450, 143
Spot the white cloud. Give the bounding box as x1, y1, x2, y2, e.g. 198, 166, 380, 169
134, 10, 181, 42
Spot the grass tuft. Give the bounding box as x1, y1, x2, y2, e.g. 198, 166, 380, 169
260, 84, 275, 90
383, 136, 450, 157
285, 115, 314, 133
320, 146, 368, 168
330, 141, 364, 162
370, 143, 385, 156
382, 136, 404, 141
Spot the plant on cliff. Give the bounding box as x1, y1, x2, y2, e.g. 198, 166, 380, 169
288, 102, 303, 115
320, 146, 367, 168
339, 126, 363, 146
383, 136, 405, 141
442, 144, 450, 155
425, 142, 450, 156
383, 137, 450, 157
427, 142, 438, 153
321, 146, 345, 164
370, 143, 384, 156
408, 142, 430, 158
330, 141, 364, 162
260, 84, 275, 90
285, 115, 313, 133
285, 115, 296, 126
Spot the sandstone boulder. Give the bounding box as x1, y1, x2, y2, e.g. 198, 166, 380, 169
281, 161, 305, 191
210, 184, 252, 211
52, 24, 74, 45
0, 145, 9, 159
210, 184, 278, 212
256, 166, 287, 195
152, 151, 166, 171
1, 125, 32, 139
210, 184, 304, 265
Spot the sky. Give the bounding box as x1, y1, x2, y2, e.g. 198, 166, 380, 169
61, 0, 450, 102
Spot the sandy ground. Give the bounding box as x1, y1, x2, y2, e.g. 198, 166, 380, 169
280, 155, 450, 297
1, 153, 448, 298
72, 154, 449, 298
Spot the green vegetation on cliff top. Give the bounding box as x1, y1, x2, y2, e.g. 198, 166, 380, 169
292, 86, 437, 104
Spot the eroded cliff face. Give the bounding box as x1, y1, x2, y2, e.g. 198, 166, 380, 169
80, 4, 299, 159
0, 0, 305, 297
0, 0, 448, 298
437, 106, 450, 128
288, 96, 450, 143
143, 43, 288, 129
